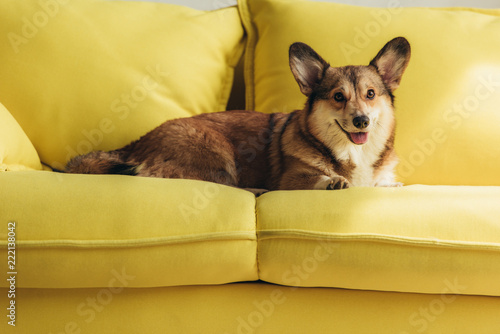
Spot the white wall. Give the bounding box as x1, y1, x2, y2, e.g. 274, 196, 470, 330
317, 0, 500, 8
119, 0, 236, 10
119, 0, 500, 10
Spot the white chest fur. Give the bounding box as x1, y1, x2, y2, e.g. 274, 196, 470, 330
330, 118, 392, 187
336, 141, 383, 186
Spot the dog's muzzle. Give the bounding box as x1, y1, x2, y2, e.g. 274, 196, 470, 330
335, 120, 369, 145
353, 115, 370, 129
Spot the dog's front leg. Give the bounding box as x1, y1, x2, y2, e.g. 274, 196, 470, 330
278, 172, 350, 190
373, 167, 403, 187
314, 175, 350, 190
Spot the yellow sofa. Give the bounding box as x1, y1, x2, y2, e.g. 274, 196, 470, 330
1, 0, 500, 333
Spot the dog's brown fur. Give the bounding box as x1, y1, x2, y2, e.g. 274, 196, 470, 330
66, 37, 411, 191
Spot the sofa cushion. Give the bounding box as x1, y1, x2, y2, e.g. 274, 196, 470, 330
0, 102, 42, 171
239, 0, 500, 186
0, 172, 257, 288
256, 185, 500, 296
0, 0, 244, 170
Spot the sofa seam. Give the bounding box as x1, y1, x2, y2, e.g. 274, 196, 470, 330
257, 230, 500, 252
255, 196, 262, 280
238, 0, 256, 110
1, 231, 257, 249
217, 5, 246, 112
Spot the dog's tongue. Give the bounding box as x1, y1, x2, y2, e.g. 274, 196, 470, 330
350, 132, 369, 144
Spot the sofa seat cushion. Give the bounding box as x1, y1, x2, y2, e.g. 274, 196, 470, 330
0, 172, 258, 288
0, 0, 244, 170
239, 0, 500, 186
256, 185, 500, 296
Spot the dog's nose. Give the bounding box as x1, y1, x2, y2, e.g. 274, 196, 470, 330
353, 116, 370, 129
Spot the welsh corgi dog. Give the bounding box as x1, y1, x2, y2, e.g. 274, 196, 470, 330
66, 37, 411, 193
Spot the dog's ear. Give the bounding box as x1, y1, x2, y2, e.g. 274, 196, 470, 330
370, 37, 411, 91
289, 42, 330, 96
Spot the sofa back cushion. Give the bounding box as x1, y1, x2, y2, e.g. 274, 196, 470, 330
0, 0, 244, 170
240, 0, 500, 186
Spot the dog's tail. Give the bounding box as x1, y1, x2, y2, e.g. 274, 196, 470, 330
65, 150, 138, 175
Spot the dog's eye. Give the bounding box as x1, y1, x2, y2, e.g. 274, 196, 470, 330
367, 89, 376, 100
333, 92, 345, 102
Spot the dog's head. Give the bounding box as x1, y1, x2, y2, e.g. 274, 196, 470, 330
289, 37, 410, 145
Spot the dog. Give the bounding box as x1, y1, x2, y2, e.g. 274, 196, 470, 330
66, 37, 411, 193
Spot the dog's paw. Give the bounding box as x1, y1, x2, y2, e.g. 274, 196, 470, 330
314, 175, 350, 190
326, 176, 350, 190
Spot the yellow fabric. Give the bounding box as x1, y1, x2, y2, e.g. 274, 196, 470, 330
256, 185, 500, 296
0, 0, 244, 170
2, 284, 500, 333
239, 0, 500, 186
0, 102, 42, 171
0, 172, 257, 288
